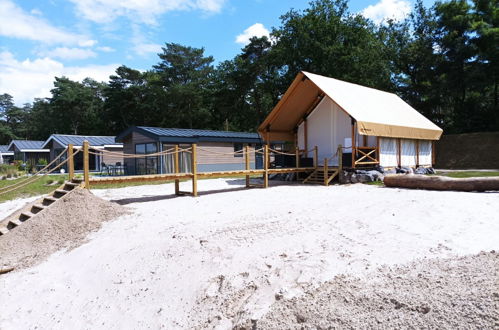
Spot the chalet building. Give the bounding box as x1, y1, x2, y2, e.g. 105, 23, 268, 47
115, 126, 262, 175
42, 134, 123, 171
0, 145, 14, 164
8, 140, 49, 164
258, 71, 443, 169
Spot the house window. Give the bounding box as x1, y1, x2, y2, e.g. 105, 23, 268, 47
135, 143, 158, 175
234, 143, 243, 157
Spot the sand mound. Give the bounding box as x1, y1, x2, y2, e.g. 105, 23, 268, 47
0, 188, 129, 269
240, 252, 498, 329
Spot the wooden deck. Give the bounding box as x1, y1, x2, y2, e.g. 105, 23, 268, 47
89, 167, 315, 185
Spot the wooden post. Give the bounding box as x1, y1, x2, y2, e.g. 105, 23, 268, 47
263, 144, 269, 188
431, 140, 436, 166
314, 146, 318, 169
397, 138, 402, 167
245, 145, 250, 188
304, 119, 308, 157
416, 140, 420, 167
338, 144, 343, 171
295, 147, 300, 168
192, 143, 198, 197
174, 145, 180, 195
376, 137, 380, 163
68, 144, 74, 181
83, 140, 89, 189
323, 157, 328, 186
351, 120, 356, 169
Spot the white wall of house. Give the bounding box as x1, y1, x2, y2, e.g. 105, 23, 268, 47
297, 97, 351, 166
297, 96, 434, 168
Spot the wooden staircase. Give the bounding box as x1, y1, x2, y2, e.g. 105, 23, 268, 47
302, 167, 339, 186
0, 178, 83, 236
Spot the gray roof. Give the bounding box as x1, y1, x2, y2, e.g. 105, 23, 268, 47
8, 140, 47, 151
43, 134, 123, 148
0, 145, 13, 154
116, 126, 262, 143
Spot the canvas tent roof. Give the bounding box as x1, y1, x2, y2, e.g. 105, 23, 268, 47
258, 71, 443, 141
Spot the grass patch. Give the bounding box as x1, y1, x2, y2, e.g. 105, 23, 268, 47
364, 180, 384, 186
0, 174, 68, 203
437, 171, 499, 178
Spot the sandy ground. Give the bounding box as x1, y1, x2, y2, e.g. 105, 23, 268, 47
0, 188, 129, 269
0, 195, 40, 220
0, 179, 498, 329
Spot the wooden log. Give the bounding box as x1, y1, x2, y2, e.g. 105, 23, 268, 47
83, 140, 89, 189
68, 144, 74, 181
0, 266, 14, 275
383, 175, 499, 192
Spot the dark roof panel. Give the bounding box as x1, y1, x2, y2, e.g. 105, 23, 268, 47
44, 134, 122, 148
9, 140, 46, 150
0, 145, 12, 153
139, 127, 260, 139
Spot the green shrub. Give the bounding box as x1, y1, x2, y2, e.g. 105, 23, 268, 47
57, 179, 65, 185
46, 179, 54, 185
38, 158, 48, 166
6, 173, 12, 178
14, 160, 24, 171
2, 176, 6, 180
0, 164, 18, 176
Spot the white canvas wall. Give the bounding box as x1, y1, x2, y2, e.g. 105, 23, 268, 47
297, 123, 305, 151
419, 140, 432, 165
298, 97, 351, 165
401, 139, 417, 166
379, 138, 398, 167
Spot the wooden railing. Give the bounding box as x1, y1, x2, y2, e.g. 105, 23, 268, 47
353, 146, 379, 167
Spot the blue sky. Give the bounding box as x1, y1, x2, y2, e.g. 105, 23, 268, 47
0, 0, 434, 105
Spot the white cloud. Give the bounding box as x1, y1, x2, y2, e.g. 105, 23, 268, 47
235, 23, 270, 45
133, 43, 163, 56
30, 8, 43, 16
0, 0, 94, 45
39, 47, 98, 60
362, 0, 411, 24
97, 46, 115, 52
69, 0, 227, 25
78, 39, 97, 47
0, 51, 117, 105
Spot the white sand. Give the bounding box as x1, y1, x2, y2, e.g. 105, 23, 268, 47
0, 195, 40, 219
0, 179, 498, 329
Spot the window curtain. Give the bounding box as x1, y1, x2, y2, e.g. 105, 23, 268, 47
379, 138, 398, 167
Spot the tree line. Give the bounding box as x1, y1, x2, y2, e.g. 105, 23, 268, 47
0, 0, 497, 144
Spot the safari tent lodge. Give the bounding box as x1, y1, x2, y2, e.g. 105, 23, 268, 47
258, 71, 443, 170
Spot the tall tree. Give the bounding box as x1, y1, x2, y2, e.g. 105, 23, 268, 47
153, 43, 215, 128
